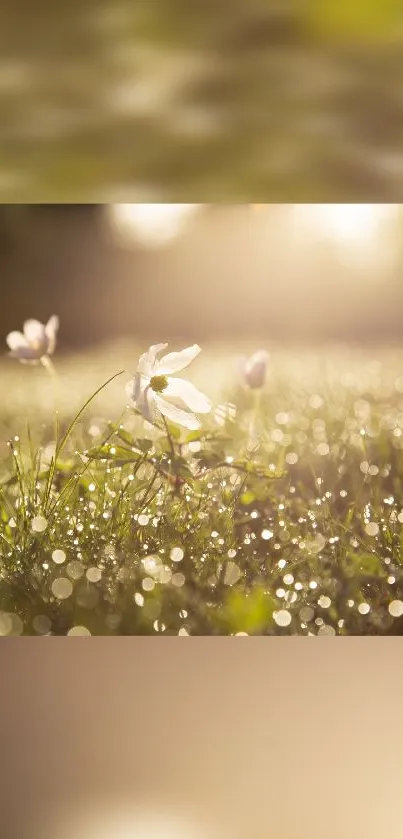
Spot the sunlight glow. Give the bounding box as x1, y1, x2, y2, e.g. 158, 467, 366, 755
110, 204, 198, 247
286, 203, 400, 277
51, 805, 212, 839
293, 203, 395, 245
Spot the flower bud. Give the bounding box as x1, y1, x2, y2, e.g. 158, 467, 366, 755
243, 350, 269, 389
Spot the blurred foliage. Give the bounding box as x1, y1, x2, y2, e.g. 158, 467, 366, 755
305, 0, 402, 44
1, 0, 403, 199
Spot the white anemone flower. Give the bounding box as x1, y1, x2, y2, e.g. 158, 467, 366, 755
243, 349, 269, 389
126, 343, 211, 430
6, 316, 59, 363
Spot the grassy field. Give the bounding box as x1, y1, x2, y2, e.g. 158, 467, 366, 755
2, 340, 403, 635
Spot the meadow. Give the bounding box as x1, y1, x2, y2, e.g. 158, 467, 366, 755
1, 338, 403, 636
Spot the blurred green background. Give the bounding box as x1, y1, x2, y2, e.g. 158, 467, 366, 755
2, 0, 403, 200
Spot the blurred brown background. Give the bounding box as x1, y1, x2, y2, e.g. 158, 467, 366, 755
0, 640, 402, 839
1, 204, 403, 350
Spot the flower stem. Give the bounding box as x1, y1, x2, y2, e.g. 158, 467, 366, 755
40, 355, 57, 380
162, 414, 176, 460
41, 357, 60, 462
248, 388, 262, 448
41, 355, 60, 412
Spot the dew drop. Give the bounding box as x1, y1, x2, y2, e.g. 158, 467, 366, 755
318, 595, 331, 609
31, 515, 48, 533
51, 578, 73, 600
273, 610, 292, 627
86, 567, 102, 583
224, 562, 242, 586
389, 600, 403, 617
67, 626, 91, 636
32, 615, 52, 635
365, 522, 379, 536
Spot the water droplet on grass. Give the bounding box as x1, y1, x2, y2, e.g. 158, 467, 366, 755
365, 522, 379, 536
273, 610, 292, 627
389, 600, 403, 617
170, 546, 184, 562
31, 515, 47, 533
51, 578, 73, 600
33, 615, 51, 635
67, 626, 91, 636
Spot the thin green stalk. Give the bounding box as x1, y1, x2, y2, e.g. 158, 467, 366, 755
43, 370, 124, 514
161, 414, 176, 461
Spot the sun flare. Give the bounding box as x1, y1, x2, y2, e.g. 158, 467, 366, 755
51, 807, 210, 839
293, 203, 394, 245
110, 203, 198, 247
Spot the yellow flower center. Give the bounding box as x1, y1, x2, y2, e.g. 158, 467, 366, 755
150, 375, 168, 393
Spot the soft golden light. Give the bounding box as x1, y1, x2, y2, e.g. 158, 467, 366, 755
286, 203, 400, 277
51, 807, 211, 839
293, 203, 395, 245
110, 204, 198, 247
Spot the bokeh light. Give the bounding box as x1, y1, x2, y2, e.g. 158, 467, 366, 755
296, 203, 393, 243
46, 805, 213, 839
109, 204, 199, 247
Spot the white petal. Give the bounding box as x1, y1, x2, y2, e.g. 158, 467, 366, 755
142, 389, 159, 424
125, 378, 136, 403
245, 349, 269, 370
6, 331, 29, 352
23, 319, 46, 342
155, 395, 201, 430
163, 377, 211, 413
137, 343, 168, 377
23, 319, 49, 354
10, 348, 41, 360
45, 315, 59, 354
244, 350, 269, 389
6, 331, 41, 360
126, 376, 158, 424
126, 373, 148, 403
156, 344, 201, 375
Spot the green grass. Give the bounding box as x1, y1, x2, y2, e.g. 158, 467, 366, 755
2, 340, 403, 635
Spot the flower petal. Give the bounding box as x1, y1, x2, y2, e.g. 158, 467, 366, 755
45, 315, 59, 354
23, 319, 46, 341
126, 373, 148, 402
155, 395, 201, 430
163, 377, 211, 413
244, 350, 269, 389
156, 344, 201, 375
6, 331, 41, 360
246, 349, 269, 367
142, 390, 159, 424
137, 343, 168, 377
6, 331, 29, 352
125, 378, 136, 403
126, 376, 158, 424
23, 319, 48, 354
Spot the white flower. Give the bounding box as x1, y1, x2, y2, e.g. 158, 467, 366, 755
6, 316, 59, 363
126, 343, 211, 430
243, 349, 269, 389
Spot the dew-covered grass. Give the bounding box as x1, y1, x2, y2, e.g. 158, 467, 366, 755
2, 340, 403, 635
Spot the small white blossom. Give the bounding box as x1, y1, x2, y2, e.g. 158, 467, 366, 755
126, 343, 211, 430
243, 349, 269, 389
6, 316, 59, 363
